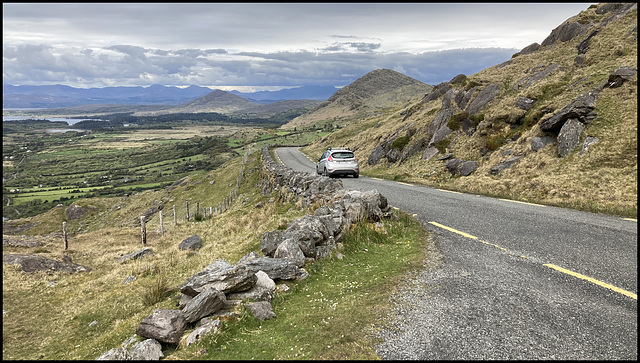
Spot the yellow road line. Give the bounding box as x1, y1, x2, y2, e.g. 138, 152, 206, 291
623, 218, 637, 222
544, 264, 637, 300
499, 198, 546, 207
428, 221, 636, 300
397, 182, 413, 186
437, 189, 462, 194
428, 221, 478, 240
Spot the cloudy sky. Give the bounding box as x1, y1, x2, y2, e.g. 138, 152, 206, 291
3, 2, 594, 92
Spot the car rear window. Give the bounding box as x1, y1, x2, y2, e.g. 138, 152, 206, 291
331, 152, 354, 159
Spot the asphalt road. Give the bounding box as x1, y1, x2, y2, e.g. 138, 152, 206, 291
275, 146, 638, 360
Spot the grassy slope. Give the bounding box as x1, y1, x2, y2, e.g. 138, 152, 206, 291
302, 6, 637, 217
2, 149, 431, 360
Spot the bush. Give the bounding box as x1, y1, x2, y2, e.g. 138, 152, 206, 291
469, 114, 485, 127
434, 139, 451, 154
390, 135, 410, 150
447, 111, 469, 130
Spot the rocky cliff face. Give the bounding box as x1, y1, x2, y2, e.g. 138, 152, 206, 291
304, 3, 637, 215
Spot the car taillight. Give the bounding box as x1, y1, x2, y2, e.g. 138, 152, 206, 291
354, 156, 358, 161
328, 155, 334, 162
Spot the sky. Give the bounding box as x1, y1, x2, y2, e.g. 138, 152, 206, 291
3, 2, 595, 92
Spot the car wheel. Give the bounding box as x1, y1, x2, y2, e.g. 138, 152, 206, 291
323, 168, 328, 177
354, 173, 359, 178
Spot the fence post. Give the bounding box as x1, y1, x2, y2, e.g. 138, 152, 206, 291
196, 201, 200, 217
173, 204, 177, 226
62, 222, 68, 250
140, 216, 146, 245
186, 201, 190, 221
159, 210, 164, 237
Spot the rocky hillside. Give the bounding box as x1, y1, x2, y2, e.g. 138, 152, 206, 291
302, 3, 637, 217
282, 69, 433, 130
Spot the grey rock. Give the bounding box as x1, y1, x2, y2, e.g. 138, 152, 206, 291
97, 347, 131, 360
576, 30, 599, 55
519, 42, 540, 55
421, 146, 440, 161
579, 136, 599, 156
182, 287, 227, 323
273, 238, 306, 267
179, 235, 202, 251
246, 301, 276, 321
179, 264, 257, 297
237, 256, 303, 281
531, 136, 555, 152
606, 66, 637, 88
116, 247, 153, 264
129, 339, 164, 360
65, 203, 88, 220
491, 156, 523, 174
3, 254, 91, 273
135, 309, 187, 345
540, 91, 598, 131
557, 118, 585, 158
466, 83, 500, 115
516, 97, 536, 111
541, 20, 590, 46
186, 320, 221, 347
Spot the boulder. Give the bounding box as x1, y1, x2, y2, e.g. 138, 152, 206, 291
579, 136, 599, 156
135, 309, 187, 345
539, 91, 598, 131
491, 156, 523, 174
179, 235, 202, 251
237, 256, 303, 281
186, 319, 221, 347
541, 20, 590, 46
246, 301, 276, 321
557, 118, 585, 158
273, 238, 306, 267
65, 203, 88, 220
129, 339, 164, 360
531, 136, 555, 151
515, 97, 536, 111
97, 347, 131, 360
606, 66, 637, 88
421, 146, 440, 161
519, 42, 540, 55
181, 287, 227, 323
3, 254, 91, 273
466, 83, 500, 115
116, 247, 154, 263
179, 264, 257, 297
576, 30, 599, 55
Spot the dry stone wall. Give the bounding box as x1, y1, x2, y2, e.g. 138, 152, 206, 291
97, 147, 394, 359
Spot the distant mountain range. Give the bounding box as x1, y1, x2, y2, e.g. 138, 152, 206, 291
2, 84, 339, 109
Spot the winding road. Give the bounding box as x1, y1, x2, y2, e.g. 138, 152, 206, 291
275, 146, 637, 360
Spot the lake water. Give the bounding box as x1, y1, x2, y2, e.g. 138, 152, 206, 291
2, 116, 102, 125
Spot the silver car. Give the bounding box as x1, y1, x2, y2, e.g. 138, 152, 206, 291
316, 147, 359, 178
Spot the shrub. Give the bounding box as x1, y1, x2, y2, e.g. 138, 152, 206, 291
390, 135, 410, 150
469, 114, 485, 127
434, 138, 451, 154
447, 111, 469, 130
486, 134, 506, 151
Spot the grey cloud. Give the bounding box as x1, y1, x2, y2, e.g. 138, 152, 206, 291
3, 41, 516, 88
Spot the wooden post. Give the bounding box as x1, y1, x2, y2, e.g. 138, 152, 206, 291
62, 222, 68, 250
173, 204, 177, 226
196, 201, 200, 217
140, 216, 146, 245
159, 210, 164, 237
186, 201, 190, 221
